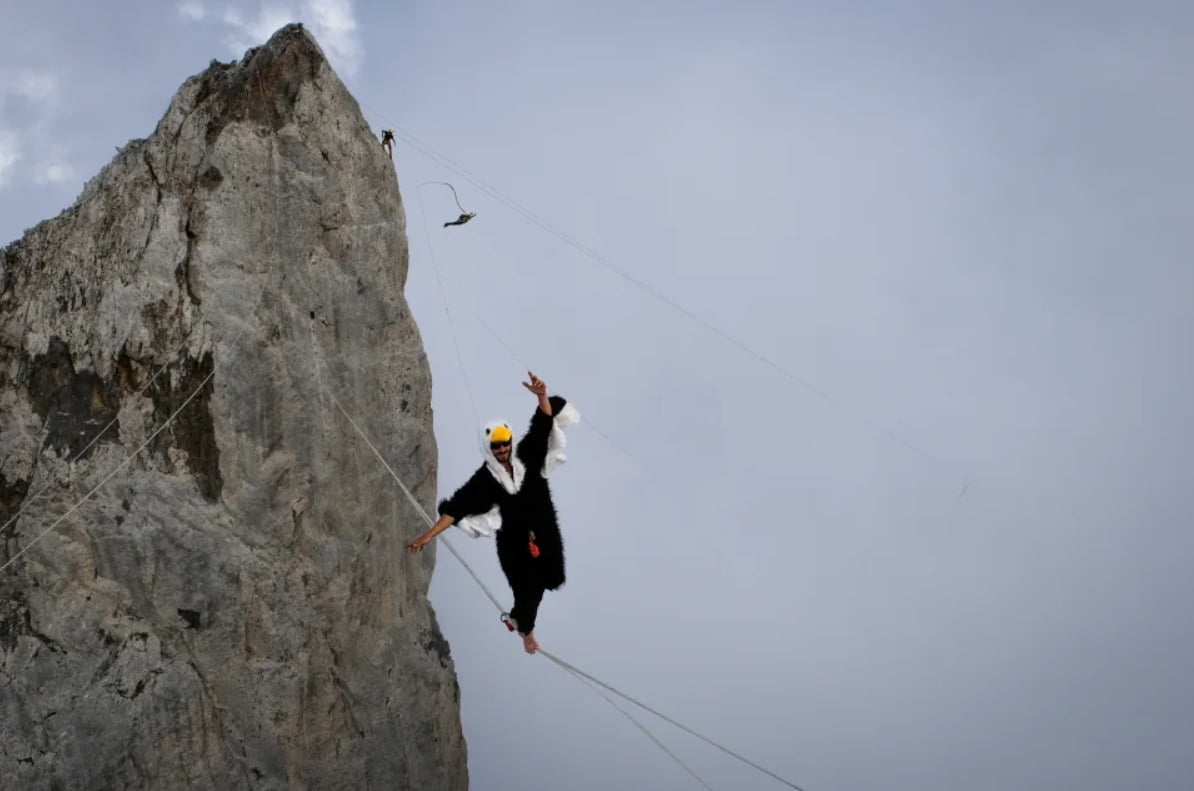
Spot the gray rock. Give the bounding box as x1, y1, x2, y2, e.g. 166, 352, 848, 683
0, 23, 467, 790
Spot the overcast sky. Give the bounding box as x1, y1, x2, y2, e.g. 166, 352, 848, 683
4, 1, 1194, 789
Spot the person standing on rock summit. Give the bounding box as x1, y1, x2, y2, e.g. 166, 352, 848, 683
407, 372, 580, 655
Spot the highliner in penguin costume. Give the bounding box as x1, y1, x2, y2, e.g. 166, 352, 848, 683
407, 372, 580, 654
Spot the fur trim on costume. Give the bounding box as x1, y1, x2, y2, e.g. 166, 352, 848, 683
479, 418, 525, 494
544, 400, 581, 478
454, 505, 503, 539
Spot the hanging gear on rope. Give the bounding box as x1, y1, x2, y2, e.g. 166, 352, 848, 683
443, 212, 476, 227
425, 181, 476, 227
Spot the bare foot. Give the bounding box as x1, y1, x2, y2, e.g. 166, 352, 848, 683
521, 632, 539, 654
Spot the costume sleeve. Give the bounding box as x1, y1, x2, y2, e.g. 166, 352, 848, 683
517, 396, 566, 475
438, 468, 499, 520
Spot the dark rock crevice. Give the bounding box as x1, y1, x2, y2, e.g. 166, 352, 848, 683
0, 472, 30, 539
137, 149, 165, 265
0, 589, 31, 652
25, 337, 124, 460
144, 349, 222, 501
19, 337, 222, 501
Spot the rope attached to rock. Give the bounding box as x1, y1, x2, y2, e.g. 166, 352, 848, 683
0, 123, 295, 580
0, 364, 218, 577
0, 288, 277, 579
0, 351, 183, 541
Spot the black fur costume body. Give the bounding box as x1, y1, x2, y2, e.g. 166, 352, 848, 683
437, 395, 570, 634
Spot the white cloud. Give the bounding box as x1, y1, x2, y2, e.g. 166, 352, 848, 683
220, 3, 296, 47
14, 70, 59, 104
0, 68, 59, 113
300, 0, 361, 76
177, 1, 206, 21
202, 1, 363, 77
0, 70, 72, 192
0, 128, 21, 188
34, 159, 75, 186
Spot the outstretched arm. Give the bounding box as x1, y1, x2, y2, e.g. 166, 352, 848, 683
407, 513, 455, 552
517, 371, 558, 474
407, 469, 496, 552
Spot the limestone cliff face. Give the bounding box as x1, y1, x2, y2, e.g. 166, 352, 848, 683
0, 24, 467, 790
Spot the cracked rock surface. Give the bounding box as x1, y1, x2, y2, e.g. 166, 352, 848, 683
0, 24, 467, 790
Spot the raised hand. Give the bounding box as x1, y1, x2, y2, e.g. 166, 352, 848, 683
522, 371, 547, 396
522, 371, 552, 415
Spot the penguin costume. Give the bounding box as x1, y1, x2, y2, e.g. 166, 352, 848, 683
437, 393, 581, 637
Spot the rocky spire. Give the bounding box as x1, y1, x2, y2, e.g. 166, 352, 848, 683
0, 23, 467, 789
